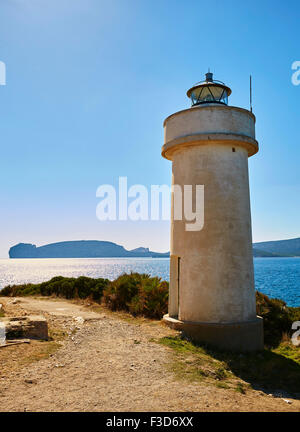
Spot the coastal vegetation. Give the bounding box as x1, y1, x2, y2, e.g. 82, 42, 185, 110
1, 273, 169, 319
103, 273, 169, 318
2, 273, 300, 348
256, 291, 300, 347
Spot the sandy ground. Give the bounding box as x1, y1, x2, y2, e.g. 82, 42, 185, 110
0, 296, 299, 412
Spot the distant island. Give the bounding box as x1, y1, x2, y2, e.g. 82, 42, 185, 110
8, 237, 300, 259
9, 241, 169, 259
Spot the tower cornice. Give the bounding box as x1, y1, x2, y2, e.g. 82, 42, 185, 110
163, 104, 256, 128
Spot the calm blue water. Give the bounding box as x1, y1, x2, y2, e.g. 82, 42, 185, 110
254, 257, 300, 307
0, 257, 299, 307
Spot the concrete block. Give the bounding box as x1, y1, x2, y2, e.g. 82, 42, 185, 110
0, 315, 48, 340
163, 314, 264, 352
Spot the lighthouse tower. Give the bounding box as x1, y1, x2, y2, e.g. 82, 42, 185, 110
162, 72, 263, 351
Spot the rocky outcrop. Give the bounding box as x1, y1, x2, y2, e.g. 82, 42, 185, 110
9, 243, 37, 258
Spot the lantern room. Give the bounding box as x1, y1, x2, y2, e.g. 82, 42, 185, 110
187, 72, 232, 106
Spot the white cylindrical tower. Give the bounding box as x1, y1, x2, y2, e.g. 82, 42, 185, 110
162, 72, 263, 351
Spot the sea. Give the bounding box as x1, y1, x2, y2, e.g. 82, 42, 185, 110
0, 257, 299, 307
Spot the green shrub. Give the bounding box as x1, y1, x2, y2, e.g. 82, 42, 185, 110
0, 275, 109, 302
256, 291, 300, 347
102, 273, 148, 311
60, 280, 76, 299
91, 279, 109, 301
129, 277, 169, 318
1, 283, 38, 297
102, 273, 169, 318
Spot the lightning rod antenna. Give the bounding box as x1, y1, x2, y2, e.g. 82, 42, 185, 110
250, 75, 253, 112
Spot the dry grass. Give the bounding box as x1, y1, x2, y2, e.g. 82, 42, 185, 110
0, 324, 66, 378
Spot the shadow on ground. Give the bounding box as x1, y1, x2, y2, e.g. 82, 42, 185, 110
209, 344, 300, 397
159, 336, 300, 398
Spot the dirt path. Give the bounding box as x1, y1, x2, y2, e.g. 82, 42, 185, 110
8, 297, 104, 320
0, 297, 299, 412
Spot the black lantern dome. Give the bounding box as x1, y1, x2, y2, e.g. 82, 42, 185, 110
187, 72, 232, 106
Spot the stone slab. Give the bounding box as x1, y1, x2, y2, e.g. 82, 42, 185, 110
0, 315, 48, 340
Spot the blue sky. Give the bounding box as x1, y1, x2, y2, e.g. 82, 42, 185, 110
0, 0, 299, 257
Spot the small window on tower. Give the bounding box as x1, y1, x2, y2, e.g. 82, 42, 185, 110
232, 147, 236, 152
